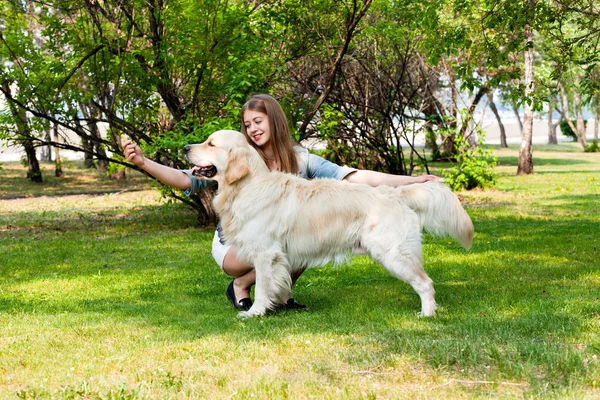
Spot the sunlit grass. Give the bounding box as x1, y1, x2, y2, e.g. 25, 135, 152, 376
0, 152, 599, 399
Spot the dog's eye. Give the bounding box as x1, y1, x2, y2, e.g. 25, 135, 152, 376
207, 141, 215, 147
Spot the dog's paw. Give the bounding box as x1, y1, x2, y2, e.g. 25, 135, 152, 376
418, 301, 437, 317
417, 312, 435, 318
236, 308, 267, 319
417, 308, 437, 317
236, 311, 254, 319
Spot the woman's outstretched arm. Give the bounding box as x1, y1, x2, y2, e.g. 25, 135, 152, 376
343, 170, 439, 187
122, 139, 192, 190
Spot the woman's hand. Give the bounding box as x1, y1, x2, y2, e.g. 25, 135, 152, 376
122, 139, 145, 168
415, 174, 441, 183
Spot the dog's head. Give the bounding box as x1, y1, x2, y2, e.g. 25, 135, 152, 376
185, 130, 255, 185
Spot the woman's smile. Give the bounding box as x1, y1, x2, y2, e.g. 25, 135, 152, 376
251, 131, 264, 143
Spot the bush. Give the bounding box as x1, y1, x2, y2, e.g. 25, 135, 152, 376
585, 140, 599, 153
560, 120, 587, 142
442, 132, 498, 191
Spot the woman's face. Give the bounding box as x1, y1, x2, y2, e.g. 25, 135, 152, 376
243, 110, 271, 148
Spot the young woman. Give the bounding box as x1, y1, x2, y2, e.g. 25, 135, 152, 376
122, 94, 439, 311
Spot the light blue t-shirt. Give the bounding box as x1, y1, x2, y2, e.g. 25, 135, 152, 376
181, 146, 356, 196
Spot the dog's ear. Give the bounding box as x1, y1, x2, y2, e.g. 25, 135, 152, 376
224, 147, 249, 185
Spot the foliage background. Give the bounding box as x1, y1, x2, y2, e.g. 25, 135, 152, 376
3, 0, 599, 216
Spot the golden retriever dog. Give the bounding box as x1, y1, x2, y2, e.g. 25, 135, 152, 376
185, 130, 474, 318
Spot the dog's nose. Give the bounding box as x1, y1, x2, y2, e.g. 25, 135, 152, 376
184, 145, 191, 153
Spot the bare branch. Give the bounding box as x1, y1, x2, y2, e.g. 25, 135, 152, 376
297, 0, 373, 139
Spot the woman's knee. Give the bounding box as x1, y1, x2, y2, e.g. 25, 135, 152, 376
222, 249, 253, 277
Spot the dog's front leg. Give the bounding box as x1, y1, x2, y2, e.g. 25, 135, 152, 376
237, 251, 291, 319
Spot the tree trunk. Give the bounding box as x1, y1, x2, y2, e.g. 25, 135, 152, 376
53, 122, 64, 177
95, 125, 109, 174
20, 126, 42, 182
83, 138, 94, 168
425, 124, 440, 158
512, 102, 523, 133
442, 71, 459, 156
459, 85, 488, 144
40, 129, 53, 161
595, 94, 599, 142
81, 102, 109, 172
23, 139, 43, 182
517, 21, 535, 176
574, 89, 587, 147
2, 80, 43, 182
559, 83, 587, 148
75, 103, 95, 169
488, 91, 507, 147
547, 96, 560, 145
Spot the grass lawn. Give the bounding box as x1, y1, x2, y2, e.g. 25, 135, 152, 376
0, 144, 599, 399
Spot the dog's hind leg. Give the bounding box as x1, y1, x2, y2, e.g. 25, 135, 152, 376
237, 249, 292, 319
368, 237, 437, 317
381, 251, 437, 316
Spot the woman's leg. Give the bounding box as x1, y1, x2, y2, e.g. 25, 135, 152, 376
222, 248, 255, 301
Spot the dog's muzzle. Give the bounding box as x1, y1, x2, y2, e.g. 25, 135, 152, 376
184, 145, 217, 178
192, 165, 217, 178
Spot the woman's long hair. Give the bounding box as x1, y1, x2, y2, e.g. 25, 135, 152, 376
241, 94, 299, 174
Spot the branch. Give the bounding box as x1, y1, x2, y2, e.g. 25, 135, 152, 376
118, 3, 147, 38
0, 86, 131, 153
53, 44, 105, 103
558, 82, 578, 133
89, 99, 150, 142
458, 85, 489, 138
297, 0, 373, 139
552, 0, 600, 17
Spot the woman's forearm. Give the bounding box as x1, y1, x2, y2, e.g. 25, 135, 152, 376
140, 157, 192, 190
344, 170, 439, 187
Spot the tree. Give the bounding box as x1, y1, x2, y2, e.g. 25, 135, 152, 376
517, 0, 536, 176
306, 0, 441, 175
542, 0, 600, 148
557, 78, 589, 148
487, 90, 508, 148
292, 0, 374, 140
0, 1, 47, 182
546, 95, 562, 145
1, 80, 42, 182
0, 0, 383, 218
594, 93, 599, 143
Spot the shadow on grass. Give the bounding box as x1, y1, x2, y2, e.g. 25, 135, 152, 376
0, 161, 151, 199
0, 201, 201, 236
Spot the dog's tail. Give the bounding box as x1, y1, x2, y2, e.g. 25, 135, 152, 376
399, 181, 474, 249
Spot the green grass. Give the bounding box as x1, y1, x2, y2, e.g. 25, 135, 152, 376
0, 148, 599, 399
